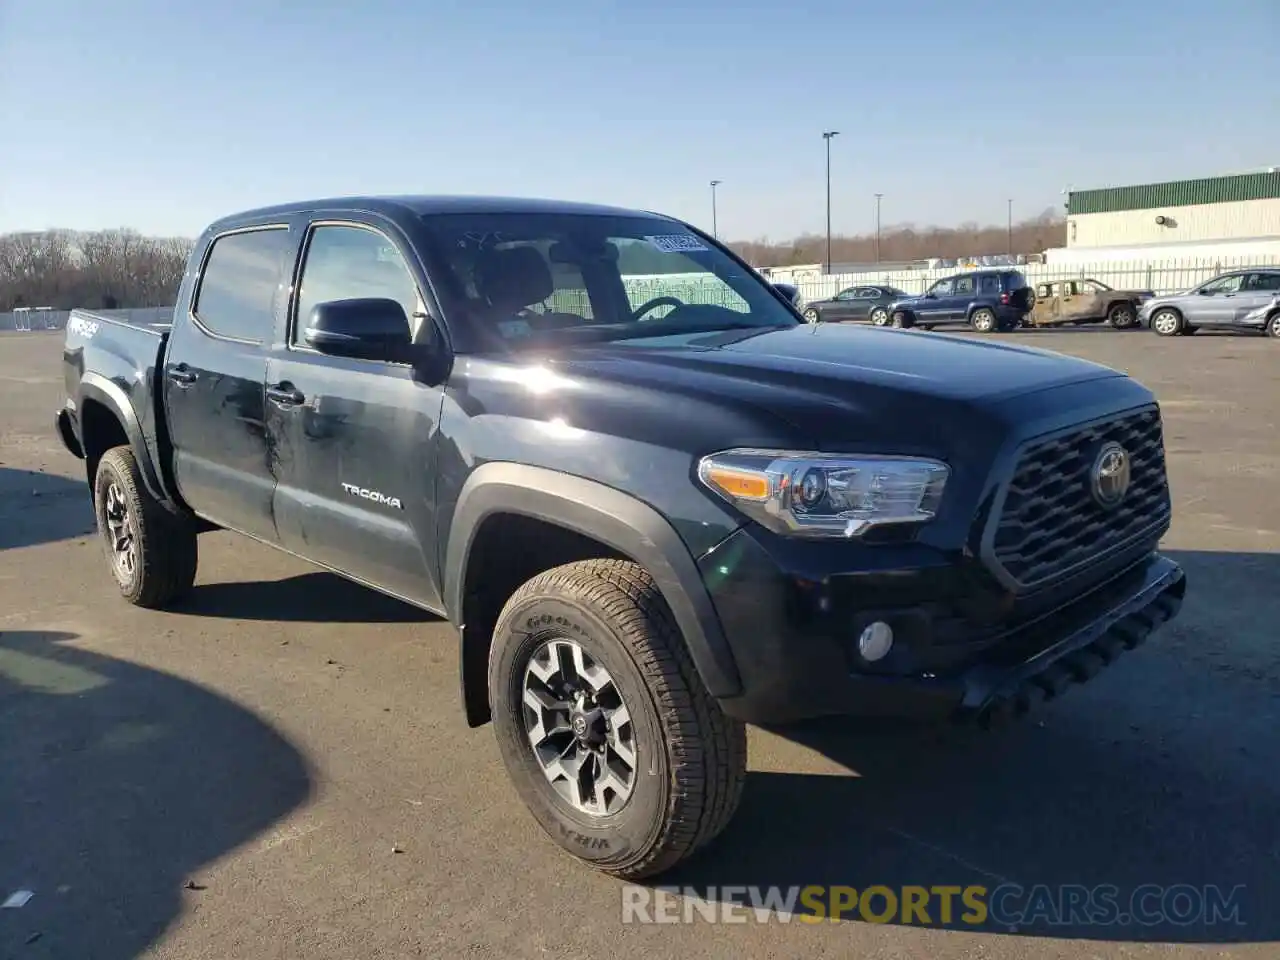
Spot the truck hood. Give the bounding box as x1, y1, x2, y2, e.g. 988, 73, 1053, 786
548, 324, 1124, 450
562, 323, 1118, 401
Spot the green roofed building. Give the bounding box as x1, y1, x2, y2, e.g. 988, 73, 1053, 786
1064, 169, 1280, 249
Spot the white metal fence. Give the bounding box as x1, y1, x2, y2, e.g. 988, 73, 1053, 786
769, 254, 1280, 304
6, 252, 1278, 332
0, 307, 172, 332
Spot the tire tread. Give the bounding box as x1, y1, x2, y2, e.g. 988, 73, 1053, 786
497, 558, 747, 879
95, 446, 198, 608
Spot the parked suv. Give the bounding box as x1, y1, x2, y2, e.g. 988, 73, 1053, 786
888, 270, 1034, 332
1141, 268, 1280, 337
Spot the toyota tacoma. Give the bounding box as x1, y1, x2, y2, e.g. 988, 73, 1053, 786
56, 195, 1186, 880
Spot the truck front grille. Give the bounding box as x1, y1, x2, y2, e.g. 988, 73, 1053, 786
989, 406, 1171, 590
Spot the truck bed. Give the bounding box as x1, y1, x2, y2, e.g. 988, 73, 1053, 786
60, 307, 175, 490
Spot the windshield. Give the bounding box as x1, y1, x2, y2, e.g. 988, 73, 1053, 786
418, 212, 798, 351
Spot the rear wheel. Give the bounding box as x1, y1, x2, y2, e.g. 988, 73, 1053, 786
891, 310, 912, 328
1151, 309, 1182, 336
1107, 303, 1138, 329
488, 559, 747, 880
1266, 312, 1280, 338
93, 446, 198, 607
970, 308, 997, 333
869, 306, 890, 326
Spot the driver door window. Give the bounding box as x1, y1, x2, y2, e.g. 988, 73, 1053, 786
293, 224, 422, 347
1199, 274, 1243, 295
928, 279, 955, 297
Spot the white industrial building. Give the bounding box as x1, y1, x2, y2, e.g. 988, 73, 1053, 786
1048, 169, 1280, 264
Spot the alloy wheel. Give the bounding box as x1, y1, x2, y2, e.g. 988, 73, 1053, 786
103, 481, 137, 583
522, 638, 637, 817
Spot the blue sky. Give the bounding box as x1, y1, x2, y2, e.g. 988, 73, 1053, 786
1, 0, 1277, 241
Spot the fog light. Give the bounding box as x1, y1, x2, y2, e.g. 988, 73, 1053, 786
858, 621, 894, 662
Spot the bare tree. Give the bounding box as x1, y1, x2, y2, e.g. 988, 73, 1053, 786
731, 208, 1066, 267
0, 229, 194, 311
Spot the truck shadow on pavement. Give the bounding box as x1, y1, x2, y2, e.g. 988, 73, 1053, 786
662, 548, 1278, 945
0, 467, 96, 551
0, 630, 311, 960
173, 571, 441, 624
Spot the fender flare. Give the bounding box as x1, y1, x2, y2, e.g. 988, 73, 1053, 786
443, 463, 743, 724
79, 373, 171, 506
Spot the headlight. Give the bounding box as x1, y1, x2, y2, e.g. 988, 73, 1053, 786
697, 449, 950, 539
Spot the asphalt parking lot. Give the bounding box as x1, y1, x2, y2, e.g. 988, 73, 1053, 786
1, 327, 1277, 959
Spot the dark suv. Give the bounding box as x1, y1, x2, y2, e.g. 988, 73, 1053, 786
888, 269, 1035, 333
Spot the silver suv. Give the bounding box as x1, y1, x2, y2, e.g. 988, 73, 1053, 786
1141, 268, 1280, 338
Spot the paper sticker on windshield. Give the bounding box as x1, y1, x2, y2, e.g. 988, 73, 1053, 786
644, 234, 709, 254
497, 319, 532, 338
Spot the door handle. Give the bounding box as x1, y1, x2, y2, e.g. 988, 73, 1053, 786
166, 364, 197, 385
266, 383, 305, 406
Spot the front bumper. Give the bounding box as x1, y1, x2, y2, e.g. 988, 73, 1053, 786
701, 527, 1186, 727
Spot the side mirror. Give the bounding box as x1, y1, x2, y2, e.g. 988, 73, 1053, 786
304, 298, 413, 362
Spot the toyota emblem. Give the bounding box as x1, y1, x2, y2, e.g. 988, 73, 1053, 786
1090, 442, 1131, 508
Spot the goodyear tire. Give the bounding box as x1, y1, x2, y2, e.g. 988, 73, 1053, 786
93, 446, 198, 607
488, 559, 747, 880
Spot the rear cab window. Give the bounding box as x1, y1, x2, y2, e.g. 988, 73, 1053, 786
192, 227, 293, 343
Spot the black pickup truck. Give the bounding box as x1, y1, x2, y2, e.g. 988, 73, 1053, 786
57, 195, 1186, 880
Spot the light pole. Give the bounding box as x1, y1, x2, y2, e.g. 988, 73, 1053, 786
822, 131, 839, 273
874, 193, 883, 264
710, 180, 722, 239
1007, 198, 1014, 255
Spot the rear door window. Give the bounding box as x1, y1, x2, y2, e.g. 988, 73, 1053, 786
1243, 272, 1280, 292
978, 274, 1002, 296
193, 227, 294, 343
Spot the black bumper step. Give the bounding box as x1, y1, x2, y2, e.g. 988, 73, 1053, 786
956, 558, 1186, 730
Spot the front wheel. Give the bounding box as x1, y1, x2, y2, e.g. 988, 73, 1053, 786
93, 446, 198, 607
488, 559, 747, 880
1150, 309, 1182, 336
1266, 312, 1280, 338
803, 308, 820, 323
